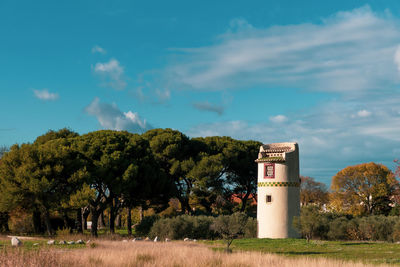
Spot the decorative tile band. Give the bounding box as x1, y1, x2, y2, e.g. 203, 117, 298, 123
258, 181, 300, 187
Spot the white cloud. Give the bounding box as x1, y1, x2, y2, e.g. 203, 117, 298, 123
155, 89, 171, 103
193, 101, 224, 115
357, 109, 372, 117
85, 98, 151, 133
269, 115, 288, 123
166, 6, 400, 95
33, 89, 59, 101
93, 58, 126, 90
187, 96, 400, 184
91, 45, 107, 54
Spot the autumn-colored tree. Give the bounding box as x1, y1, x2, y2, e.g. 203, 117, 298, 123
300, 176, 328, 207
330, 162, 397, 216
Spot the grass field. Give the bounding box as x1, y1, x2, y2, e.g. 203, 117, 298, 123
0, 238, 388, 267
1, 236, 400, 266
207, 238, 400, 265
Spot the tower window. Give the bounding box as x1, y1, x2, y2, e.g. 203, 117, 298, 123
266, 195, 272, 203
264, 163, 275, 178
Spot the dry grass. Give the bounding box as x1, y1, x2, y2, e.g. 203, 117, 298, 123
0, 240, 393, 267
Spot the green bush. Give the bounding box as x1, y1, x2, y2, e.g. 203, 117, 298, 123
244, 217, 257, 238
293, 206, 329, 241
135, 215, 160, 237
149, 214, 255, 240
327, 217, 349, 240
149, 215, 217, 240
356, 216, 397, 241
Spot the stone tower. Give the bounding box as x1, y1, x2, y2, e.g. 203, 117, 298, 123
255, 142, 300, 238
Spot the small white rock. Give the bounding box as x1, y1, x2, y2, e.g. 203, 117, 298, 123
58, 240, 66, 245
11, 237, 22, 247
76, 240, 85, 244
33, 243, 39, 246
122, 239, 128, 242
154, 236, 158, 242
165, 238, 170, 242
184, 237, 190, 242
193, 239, 197, 242
67, 241, 75, 245
144, 237, 151, 241
47, 240, 55, 245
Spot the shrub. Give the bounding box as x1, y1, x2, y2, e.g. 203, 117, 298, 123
357, 216, 396, 241
327, 217, 349, 240
392, 220, 400, 241
149, 215, 217, 240
211, 212, 248, 252
243, 217, 257, 238
293, 206, 329, 241
135, 215, 159, 237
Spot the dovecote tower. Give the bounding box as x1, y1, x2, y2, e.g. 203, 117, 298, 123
255, 142, 300, 238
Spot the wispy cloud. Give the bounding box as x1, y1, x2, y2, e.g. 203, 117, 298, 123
33, 89, 59, 101
187, 95, 400, 184
93, 58, 126, 90
270, 115, 288, 123
85, 98, 151, 133
166, 6, 400, 95
155, 89, 171, 103
193, 101, 224, 115
91, 45, 107, 54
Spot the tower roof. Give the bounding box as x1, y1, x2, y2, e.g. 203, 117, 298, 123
255, 142, 298, 163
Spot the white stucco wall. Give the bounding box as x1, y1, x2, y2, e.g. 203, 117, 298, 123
256, 143, 300, 238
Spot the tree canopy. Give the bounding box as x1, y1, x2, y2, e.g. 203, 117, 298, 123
330, 162, 397, 215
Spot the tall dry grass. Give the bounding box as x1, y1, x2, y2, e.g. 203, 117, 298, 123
0, 240, 391, 267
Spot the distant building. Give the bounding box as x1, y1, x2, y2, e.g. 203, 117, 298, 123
255, 142, 300, 238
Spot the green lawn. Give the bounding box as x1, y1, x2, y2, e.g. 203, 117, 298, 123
207, 238, 400, 265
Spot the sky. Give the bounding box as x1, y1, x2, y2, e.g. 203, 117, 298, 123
1, 0, 400, 185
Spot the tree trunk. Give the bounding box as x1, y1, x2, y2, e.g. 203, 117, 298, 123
110, 207, 116, 234
32, 210, 42, 234
42, 208, 53, 236
127, 207, 132, 236
240, 191, 251, 212
90, 208, 99, 237
139, 206, 143, 221
76, 208, 83, 233
116, 214, 121, 228
0, 212, 9, 232
99, 212, 105, 228
82, 207, 90, 231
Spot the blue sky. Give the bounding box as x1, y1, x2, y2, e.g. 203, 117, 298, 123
1, 0, 400, 185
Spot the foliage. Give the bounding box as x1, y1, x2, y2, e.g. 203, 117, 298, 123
300, 176, 328, 207
211, 212, 248, 252
134, 215, 160, 237
0, 138, 89, 235
149, 215, 217, 240
293, 206, 329, 241
330, 162, 397, 215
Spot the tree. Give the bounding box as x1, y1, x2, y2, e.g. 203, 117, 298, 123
330, 162, 397, 215
189, 136, 238, 214
300, 176, 328, 207
73, 130, 172, 236
0, 145, 9, 232
226, 140, 261, 213
293, 205, 328, 242
211, 212, 248, 252
34, 128, 79, 145
0, 139, 88, 235
142, 129, 194, 214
